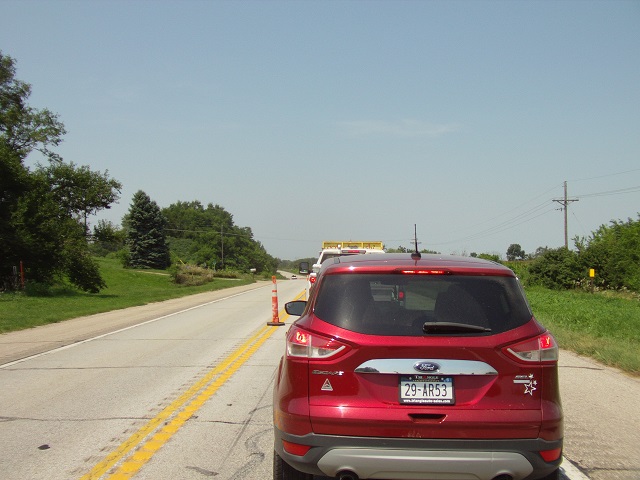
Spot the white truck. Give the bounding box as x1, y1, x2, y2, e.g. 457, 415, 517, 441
305, 241, 385, 297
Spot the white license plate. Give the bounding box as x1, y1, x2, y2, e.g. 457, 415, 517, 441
399, 375, 455, 405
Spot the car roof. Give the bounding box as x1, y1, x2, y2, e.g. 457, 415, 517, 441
319, 253, 515, 277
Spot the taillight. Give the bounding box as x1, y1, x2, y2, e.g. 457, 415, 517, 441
504, 333, 559, 363
286, 327, 348, 359
539, 447, 562, 462
282, 440, 312, 456
309, 274, 317, 284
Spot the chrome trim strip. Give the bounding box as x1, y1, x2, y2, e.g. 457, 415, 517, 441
354, 358, 497, 375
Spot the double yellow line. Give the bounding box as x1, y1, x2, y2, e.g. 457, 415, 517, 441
81, 322, 285, 479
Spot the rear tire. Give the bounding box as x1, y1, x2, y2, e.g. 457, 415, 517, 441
273, 450, 313, 480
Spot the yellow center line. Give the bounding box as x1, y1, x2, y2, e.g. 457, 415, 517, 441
79, 301, 297, 480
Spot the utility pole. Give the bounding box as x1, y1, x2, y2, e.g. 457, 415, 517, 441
553, 181, 579, 249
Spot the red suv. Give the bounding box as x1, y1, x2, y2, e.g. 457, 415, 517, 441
273, 254, 563, 480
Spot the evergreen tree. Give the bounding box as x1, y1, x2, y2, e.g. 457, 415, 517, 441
126, 191, 171, 269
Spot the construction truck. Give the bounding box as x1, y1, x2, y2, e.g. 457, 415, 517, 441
305, 241, 385, 297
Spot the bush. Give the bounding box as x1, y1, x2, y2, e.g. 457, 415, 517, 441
576, 217, 640, 292
527, 247, 580, 290
169, 264, 241, 286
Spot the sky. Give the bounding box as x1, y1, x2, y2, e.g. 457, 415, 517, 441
2, 0, 639, 261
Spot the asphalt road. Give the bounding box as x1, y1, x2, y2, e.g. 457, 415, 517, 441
0, 277, 638, 480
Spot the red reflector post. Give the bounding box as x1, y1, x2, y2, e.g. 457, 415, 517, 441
539, 447, 562, 462
283, 440, 312, 457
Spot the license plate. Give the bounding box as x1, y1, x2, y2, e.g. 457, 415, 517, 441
399, 375, 455, 405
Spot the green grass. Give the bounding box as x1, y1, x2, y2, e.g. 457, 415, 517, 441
526, 286, 640, 375
0, 257, 254, 333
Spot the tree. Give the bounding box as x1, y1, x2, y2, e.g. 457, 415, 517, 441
0, 52, 66, 162
1, 51, 65, 282
92, 219, 125, 255
506, 243, 525, 261
1, 51, 119, 292
44, 161, 122, 234
125, 191, 171, 269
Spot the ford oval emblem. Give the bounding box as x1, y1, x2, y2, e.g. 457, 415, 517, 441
414, 361, 440, 373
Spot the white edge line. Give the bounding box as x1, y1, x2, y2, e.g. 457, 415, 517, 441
561, 456, 590, 479
1, 287, 265, 369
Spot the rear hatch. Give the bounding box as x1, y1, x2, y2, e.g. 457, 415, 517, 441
301, 271, 556, 440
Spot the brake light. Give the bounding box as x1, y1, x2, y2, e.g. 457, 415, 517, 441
342, 249, 365, 254
286, 327, 347, 359
309, 274, 317, 284
399, 269, 451, 275
504, 333, 559, 363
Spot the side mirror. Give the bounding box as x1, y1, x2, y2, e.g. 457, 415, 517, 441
285, 300, 306, 316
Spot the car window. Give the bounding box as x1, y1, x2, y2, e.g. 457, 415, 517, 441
313, 273, 532, 336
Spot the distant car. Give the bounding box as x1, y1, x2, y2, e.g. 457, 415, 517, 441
291, 274, 297, 280
273, 253, 563, 480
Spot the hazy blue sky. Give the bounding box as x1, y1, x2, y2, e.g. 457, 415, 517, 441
2, 0, 639, 260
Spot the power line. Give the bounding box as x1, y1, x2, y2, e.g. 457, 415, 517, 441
575, 185, 640, 199
570, 168, 640, 183
428, 206, 557, 246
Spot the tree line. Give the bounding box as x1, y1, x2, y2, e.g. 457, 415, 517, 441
95, 195, 278, 276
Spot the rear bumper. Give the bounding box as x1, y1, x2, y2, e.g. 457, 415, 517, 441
274, 428, 562, 480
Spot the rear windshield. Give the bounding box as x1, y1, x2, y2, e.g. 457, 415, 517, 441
313, 273, 533, 336
318, 252, 357, 264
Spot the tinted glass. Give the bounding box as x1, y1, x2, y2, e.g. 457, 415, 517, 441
313, 273, 532, 335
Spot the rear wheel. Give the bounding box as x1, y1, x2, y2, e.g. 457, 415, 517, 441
273, 450, 313, 480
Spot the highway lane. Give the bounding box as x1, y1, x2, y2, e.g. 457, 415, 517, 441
0, 279, 301, 480
1, 275, 634, 479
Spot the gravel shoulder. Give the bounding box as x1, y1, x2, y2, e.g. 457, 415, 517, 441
558, 350, 640, 480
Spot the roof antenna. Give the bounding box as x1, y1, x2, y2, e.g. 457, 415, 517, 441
411, 224, 421, 261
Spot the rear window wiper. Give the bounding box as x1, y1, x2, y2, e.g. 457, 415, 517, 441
422, 321, 492, 334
